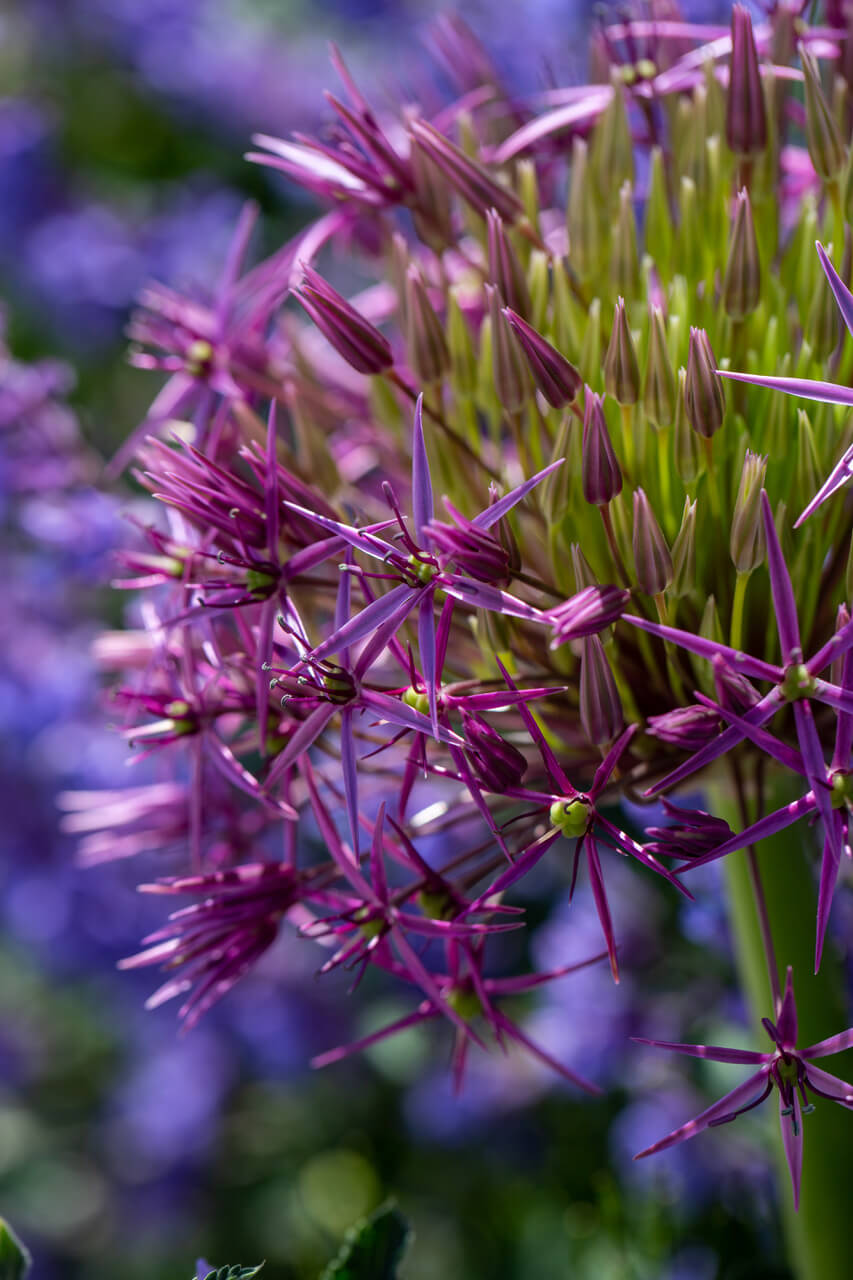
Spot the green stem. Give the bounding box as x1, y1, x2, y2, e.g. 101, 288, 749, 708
712, 772, 853, 1280
729, 569, 750, 652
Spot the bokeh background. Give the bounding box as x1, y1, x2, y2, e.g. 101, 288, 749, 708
1, 2, 801, 1277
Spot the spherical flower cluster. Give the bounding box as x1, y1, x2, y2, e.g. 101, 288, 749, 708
66, 2, 853, 1221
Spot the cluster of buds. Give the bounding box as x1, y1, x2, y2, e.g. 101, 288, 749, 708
68, 2, 853, 1210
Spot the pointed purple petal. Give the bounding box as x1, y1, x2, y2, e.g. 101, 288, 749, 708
630, 1038, 769, 1065
693, 692, 807, 776
780, 1091, 803, 1210
776, 967, 798, 1045
761, 490, 801, 662
801, 1026, 853, 1059
795, 442, 853, 526
624, 614, 783, 683
718, 370, 853, 407
334, 549, 354, 668
265, 703, 337, 788
817, 241, 853, 338
804, 1062, 853, 1105
472, 459, 564, 530
586, 837, 619, 982
311, 584, 417, 663
411, 394, 433, 542
491, 1008, 603, 1093
633, 1069, 771, 1158
441, 576, 546, 623
792, 699, 840, 871
816, 826, 844, 973
360, 689, 465, 747
282, 501, 395, 563
418, 594, 440, 738
590, 724, 637, 797
495, 656, 573, 794
681, 793, 817, 872
340, 706, 360, 861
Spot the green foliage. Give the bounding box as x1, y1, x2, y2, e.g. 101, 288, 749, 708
320, 1204, 411, 1280
0, 1220, 31, 1280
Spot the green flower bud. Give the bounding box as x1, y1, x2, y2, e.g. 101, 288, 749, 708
591, 73, 634, 195
405, 267, 450, 386
643, 305, 677, 428
730, 450, 767, 573
632, 488, 672, 595
802, 45, 846, 182
579, 634, 623, 746
670, 497, 697, 597
487, 283, 530, 412
673, 367, 702, 483
528, 250, 549, 333
579, 297, 602, 387
645, 146, 672, 276
604, 297, 640, 405
611, 182, 640, 299
487, 207, 532, 320
685, 327, 726, 438
410, 136, 454, 251
795, 410, 820, 510
723, 188, 761, 320
700, 594, 723, 646
567, 137, 601, 281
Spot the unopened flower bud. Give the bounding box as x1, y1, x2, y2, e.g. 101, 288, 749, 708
632, 489, 672, 595
723, 189, 761, 319
647, 704, 722, 750
712, 656, 760, 711
580, 635, 623, 746
409, 117, 523, 224
801, 44, 846, 181
547, 584, 630, 648
612, 182, 640, 299
567, 137, 601, 281
730, 450, 767, 572
592, 73, 634, 193
670, 497, 697, 597
295, 265, 392, 375
646, 799, 734, 861
427, 504, 511, 584
463, 711, 527, 792
673, 367, 702, 482
685, 327, 725, 438
487, 208, 531, 319
503, 308, 581, 408
645, 147, 672, 275
405, 267, 450, 385
643, 305, 676, 428
486, 284, 530, 412
604, 298, 640, 406
410, 136, 454, 251
582, 389, 622, 506
726, 5, 767, 156
571, 543, 598, 592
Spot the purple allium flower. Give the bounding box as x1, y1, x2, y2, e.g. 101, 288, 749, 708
634, 968, 853, 1209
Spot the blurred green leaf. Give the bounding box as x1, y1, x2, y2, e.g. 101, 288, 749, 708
0, 1220, 31, 1280
320, 1203, 411, 1280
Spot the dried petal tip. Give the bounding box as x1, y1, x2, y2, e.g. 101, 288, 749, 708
731, 451, 767, 573
685, 327, 725, 438
295, 265, 392, 375
604, 297, 640, 406
582, 388, 622, 506
726, 5, 767, 156
503, 308, 581, 408
723, 189, 761, 320
632, 489, 672, 596
547, 584, 630, 648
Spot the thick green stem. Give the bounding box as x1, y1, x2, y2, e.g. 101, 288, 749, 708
714, 774, 853, 1280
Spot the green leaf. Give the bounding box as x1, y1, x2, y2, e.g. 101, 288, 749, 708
0, 1220, 31, 1280
320, 1203, 411, 1280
